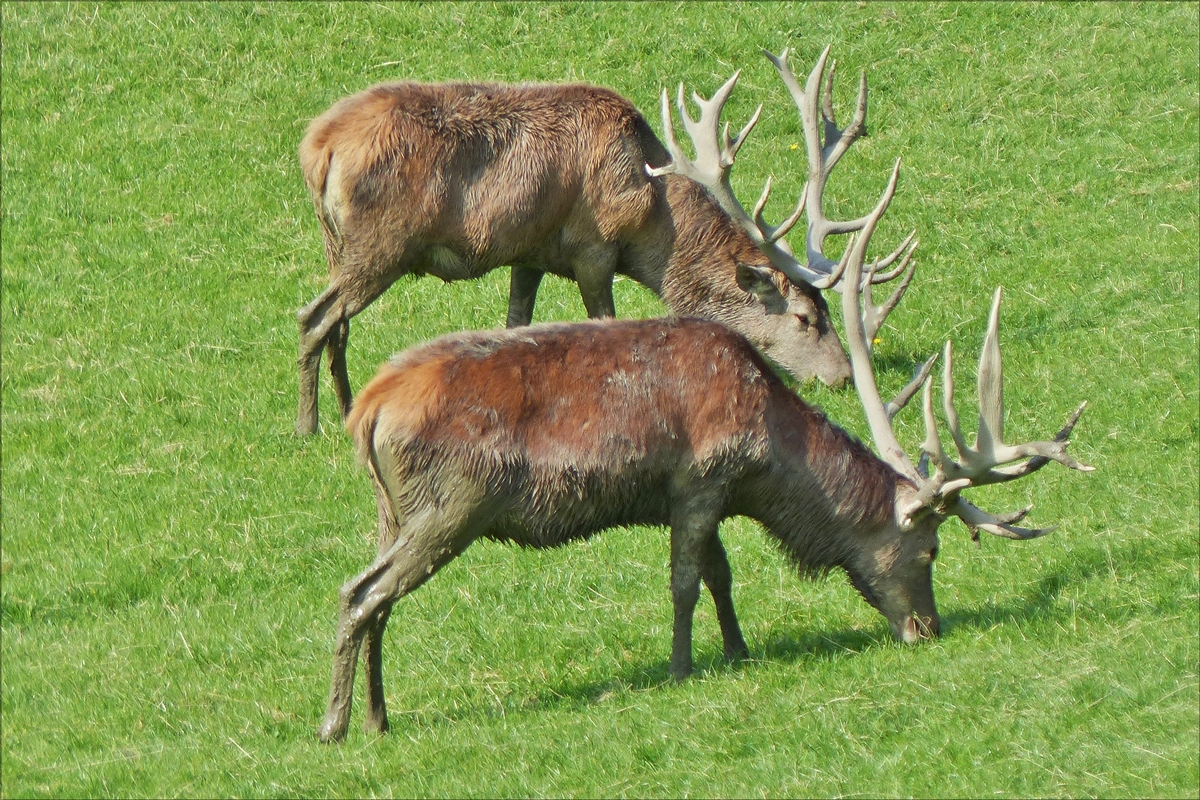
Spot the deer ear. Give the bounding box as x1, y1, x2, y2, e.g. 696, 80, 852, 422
736, 263, 784, 301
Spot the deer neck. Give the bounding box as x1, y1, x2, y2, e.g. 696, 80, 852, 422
656, 175, 758, 317
749, 391, 906, 572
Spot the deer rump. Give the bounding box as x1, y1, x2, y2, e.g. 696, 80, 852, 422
348, 317, 800, 549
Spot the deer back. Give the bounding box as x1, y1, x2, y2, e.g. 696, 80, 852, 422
347, 318, 784, 544
299, 81, 663, 278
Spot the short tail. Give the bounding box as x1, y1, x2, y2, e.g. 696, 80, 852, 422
346, 380, 382, 468
298, 115, 344, 275
345, 356, 444, 528
346, 378, 398, 534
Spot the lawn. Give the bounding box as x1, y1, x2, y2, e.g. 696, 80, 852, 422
2, 2, 1197, 797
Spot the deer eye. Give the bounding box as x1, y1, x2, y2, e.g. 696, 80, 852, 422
795, 312, 814, 331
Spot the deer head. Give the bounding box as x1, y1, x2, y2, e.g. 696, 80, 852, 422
827, 118, 1094, 640
650, 46, 918, 321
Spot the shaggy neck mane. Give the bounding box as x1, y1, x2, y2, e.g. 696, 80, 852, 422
757, 389, 905, 573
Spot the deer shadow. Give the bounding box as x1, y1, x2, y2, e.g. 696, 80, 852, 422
522, 553, 1113, 713
376, 540, 1147, 730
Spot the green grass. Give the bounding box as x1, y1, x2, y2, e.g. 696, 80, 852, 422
2, 1, 1196, 796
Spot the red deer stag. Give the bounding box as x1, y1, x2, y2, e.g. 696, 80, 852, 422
314, 119, 1092, 742
295, 47, 916, 434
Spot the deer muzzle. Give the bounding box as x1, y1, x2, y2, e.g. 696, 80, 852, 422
892, 611, 941, 644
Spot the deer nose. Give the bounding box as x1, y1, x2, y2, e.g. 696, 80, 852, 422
821, 363, 852, 389
895, 613, 940, 643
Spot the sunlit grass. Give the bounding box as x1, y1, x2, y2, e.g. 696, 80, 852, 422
2, 2, 1197, 797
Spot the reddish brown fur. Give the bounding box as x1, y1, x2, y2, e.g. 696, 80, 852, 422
317, 317, 936, 743
295, 80, 851, 435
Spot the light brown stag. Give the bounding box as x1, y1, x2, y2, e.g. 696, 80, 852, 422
295, 47, 915, 434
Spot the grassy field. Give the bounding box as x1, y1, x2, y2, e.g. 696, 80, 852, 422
2, 2, 1197, 796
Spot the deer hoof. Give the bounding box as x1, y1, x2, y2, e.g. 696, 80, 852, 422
317, 714, 349, 744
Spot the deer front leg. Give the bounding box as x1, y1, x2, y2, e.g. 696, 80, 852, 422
318, 508, 479, 743
573, 244, 618, 319
360, 604, 393, 735
506, 265, 544, 328
669, 564, 701, 680
698, 533, 749, 662
667, 495, 725, 680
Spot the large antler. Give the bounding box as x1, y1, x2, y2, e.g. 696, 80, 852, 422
914, 291, 1094, 538
646, 68, 824, 282
766, 46, 917, 285
836, 182, 1094, 539
649, 46, 918, 316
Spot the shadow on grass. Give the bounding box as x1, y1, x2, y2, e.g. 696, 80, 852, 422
364, 538, 1170, 733
531, 624, 889, 709
939, 542, 1124, 634
527, 543, 1135, 712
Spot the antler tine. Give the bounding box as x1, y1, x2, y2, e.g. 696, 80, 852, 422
648, 76, 757, 183
953, 497, 1057, 540
864, 229, 919, 284
920, 364, 953, 485
752, 175, 808, 244
820, 56, 839, 138
886, 352, 938, 422
821, 63, 869, 175
861, 235, 919, 343
730, 103, 763, 161
824, 156, 904, 296
679, 71, 762, 170
939, 338, 973, 469
647, 87, 683, 179
975, 288, 1006, 461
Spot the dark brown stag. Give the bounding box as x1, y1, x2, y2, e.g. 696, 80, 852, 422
314, 103, 1092, 742
295, 47, 915, 434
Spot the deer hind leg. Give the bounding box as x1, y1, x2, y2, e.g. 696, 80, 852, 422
359, 603, 393, 735
317, 503, 483, 744
325, 316, 354, 421
297, 283, 343, 435
359, 489, 402, 735
297, 269, 399, 435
